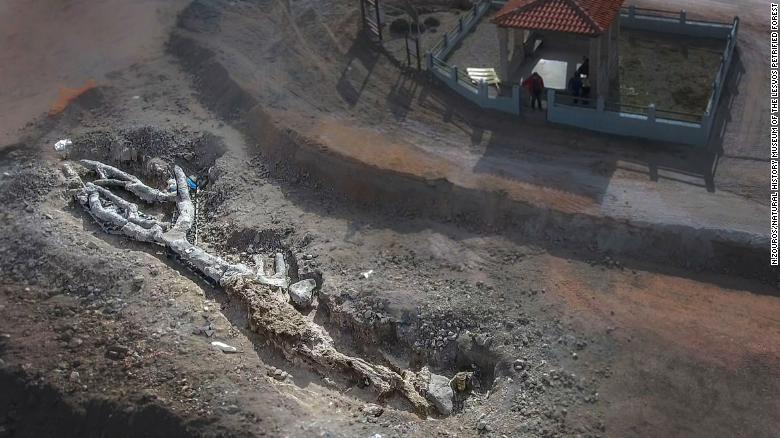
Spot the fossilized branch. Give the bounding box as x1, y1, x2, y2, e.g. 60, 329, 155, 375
172, 166, 194, 234
81, 159, 177, 203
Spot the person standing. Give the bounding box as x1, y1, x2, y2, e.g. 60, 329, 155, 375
576, 56, 589, 77
580, 76, 592, 105
567, 73, 583, 104
522, 72, 545, 110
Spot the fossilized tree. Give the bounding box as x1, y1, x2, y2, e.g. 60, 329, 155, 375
64, 160, 435, 415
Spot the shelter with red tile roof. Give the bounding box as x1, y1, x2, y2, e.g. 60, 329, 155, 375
491, 0, 624, 98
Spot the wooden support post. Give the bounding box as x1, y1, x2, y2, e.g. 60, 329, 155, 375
497, 27, 509, 82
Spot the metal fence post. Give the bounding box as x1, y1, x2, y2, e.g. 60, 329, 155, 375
452, 66, 459, 86
648, 103, 656, 122
628, 5, 635, 19
479, 80, 488, 100
680, 10, 686, 24
513, 84, 521, 114
443, 33, 449, 48
597, 96, 605, 112
459, 16, 464, 32
547, 88, 555, 108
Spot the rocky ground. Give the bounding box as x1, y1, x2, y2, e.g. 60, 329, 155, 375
0, 0, 779, 437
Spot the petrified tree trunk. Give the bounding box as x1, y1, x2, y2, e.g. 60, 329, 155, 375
66, 160, 434, 415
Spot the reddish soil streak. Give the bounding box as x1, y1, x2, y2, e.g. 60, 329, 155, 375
544, 256, 780, 371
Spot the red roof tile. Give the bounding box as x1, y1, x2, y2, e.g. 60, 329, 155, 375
491, 0, 625, 36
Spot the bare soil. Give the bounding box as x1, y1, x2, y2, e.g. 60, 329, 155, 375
0, 0, 778, 437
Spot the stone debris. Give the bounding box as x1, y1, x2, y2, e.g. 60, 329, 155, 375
193, 324, 216, 337
54, 139, 73, 159
132, 275, 145, 290
266, 366, 290, 381
288, 279, 317, 309
211, 341, 237, 353
105, 344, 129, 360
360, 403, 384, 417
426, 372, 454, 415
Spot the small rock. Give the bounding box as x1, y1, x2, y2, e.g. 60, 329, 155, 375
222, 404, 240, 414
360, 403, 384, 417
475, 333, 492, 347
68, 338, 83, 349
106, 344, 129, 360
132, 275, 145, 289
69, 371, 80, 382
288, 279, 316, 309
211, 341, 237, 353
426, 373, 454, 415
359, 269, 374, 279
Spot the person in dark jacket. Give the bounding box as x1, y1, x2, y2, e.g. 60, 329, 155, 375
568, 73, 583, 104
580, 76, 592, 105
576, 56, 589, 77
522, 72, 545, 110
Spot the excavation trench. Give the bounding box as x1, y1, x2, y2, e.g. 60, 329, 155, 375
202, 222, 500, 403
168, 29, 775, 284
315, 289, 500, 392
